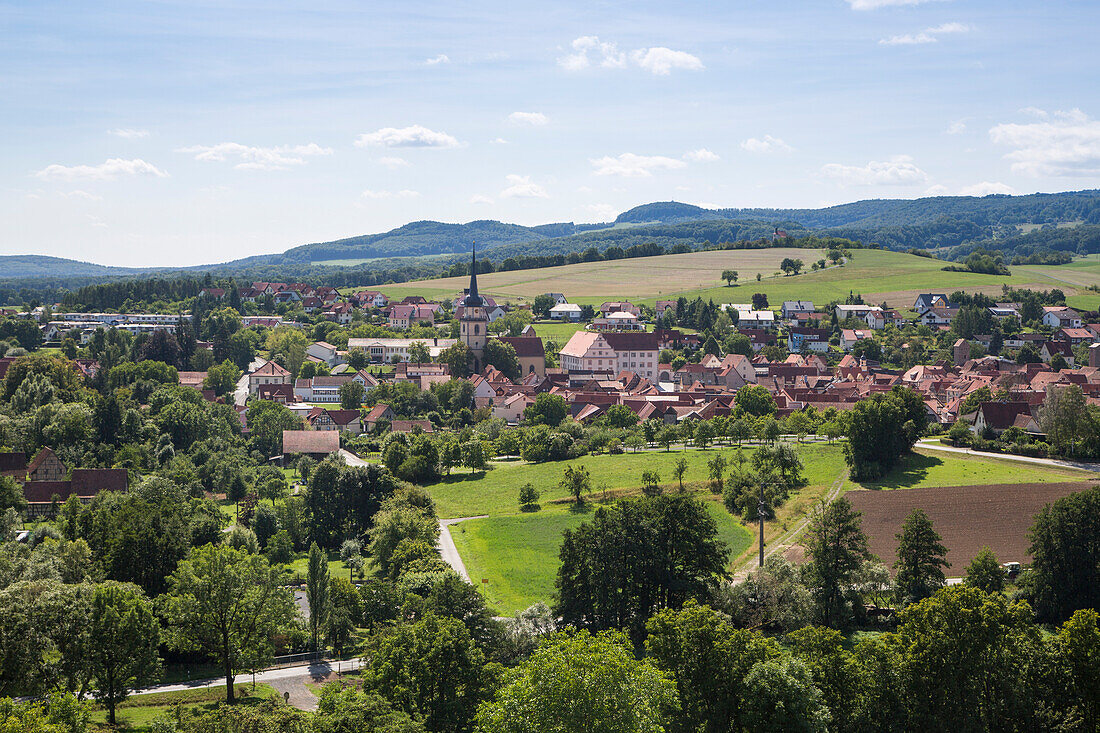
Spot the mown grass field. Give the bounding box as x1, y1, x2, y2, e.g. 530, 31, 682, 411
378, 248, 1100, 310
432, 442, 1090, 613
450, 500, 754, 615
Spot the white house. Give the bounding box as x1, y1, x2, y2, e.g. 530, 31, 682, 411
559, 331, 659, 383
306, 341, 342, 366
1042, 306, 1082, 329
840, 329, 874, 351
549, 303, 583, 321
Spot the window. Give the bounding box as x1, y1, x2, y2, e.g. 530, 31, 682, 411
474, 324, 480, 335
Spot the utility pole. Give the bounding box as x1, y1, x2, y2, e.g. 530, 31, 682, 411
758, 481, 767, 567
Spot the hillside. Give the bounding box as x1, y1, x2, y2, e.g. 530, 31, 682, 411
6, 190, 1100, 287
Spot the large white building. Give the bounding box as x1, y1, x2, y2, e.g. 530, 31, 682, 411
558, 331, 659, 383
346, 337, 458, 363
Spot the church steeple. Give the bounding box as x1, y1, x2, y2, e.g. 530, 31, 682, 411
466, 244, 483, 307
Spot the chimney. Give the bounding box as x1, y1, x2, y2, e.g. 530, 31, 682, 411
953, 338, 970, 365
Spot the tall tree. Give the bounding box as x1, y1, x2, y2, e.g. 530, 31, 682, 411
307, 542, 331, 651
339, 380, 365, 410
88, 582, 161, 725
1026, 485, 1100, 622
894, 509, 950, 605
477, 630, 676, 733
804, 498, 873, 628
163, 544, 294, 703
964, 546, 1004, 594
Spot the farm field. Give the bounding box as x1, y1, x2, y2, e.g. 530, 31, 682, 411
450, 500, 753, 615
379, 248, 1100, 311
847, 480, 1096, 572
433, 442, 1090, 611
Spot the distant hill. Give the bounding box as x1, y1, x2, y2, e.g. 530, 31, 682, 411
0, 255, 148, 278
6, 190, 1100, 283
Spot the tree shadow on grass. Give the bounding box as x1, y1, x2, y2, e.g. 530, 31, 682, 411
567, 501, 596, 515
858, 452, 943, 490
436, 470, 488, 485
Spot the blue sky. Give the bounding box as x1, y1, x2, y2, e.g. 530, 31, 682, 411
2, 0, 1099, 266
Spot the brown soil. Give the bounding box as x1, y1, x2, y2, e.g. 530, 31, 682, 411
845, 481, 1095, 571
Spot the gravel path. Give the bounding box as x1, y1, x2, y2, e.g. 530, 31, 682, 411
438, 516, 487, 582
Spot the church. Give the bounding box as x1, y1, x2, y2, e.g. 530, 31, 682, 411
458, 248, 489, 373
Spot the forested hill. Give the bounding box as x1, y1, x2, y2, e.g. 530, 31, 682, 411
5, 190, 1100, 283
617, 190, 1100, 229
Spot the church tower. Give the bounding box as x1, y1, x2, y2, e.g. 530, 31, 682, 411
459, 246, 488, 373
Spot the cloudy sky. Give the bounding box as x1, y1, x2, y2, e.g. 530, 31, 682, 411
3, 0, 1099, 266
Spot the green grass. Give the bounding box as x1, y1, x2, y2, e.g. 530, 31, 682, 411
89, 684, 278, 729
450, 500, 753, 615
528, 320, 589, 344
867, 446, 1091, 490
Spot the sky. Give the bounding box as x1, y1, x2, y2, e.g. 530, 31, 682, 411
2, 0, 1099, 267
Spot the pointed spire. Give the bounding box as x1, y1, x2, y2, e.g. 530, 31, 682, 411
466, 243, 483, 307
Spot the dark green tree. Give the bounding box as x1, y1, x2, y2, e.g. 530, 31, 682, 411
804, 497, 873, 628
894, 509, 950, 605
88, 582, 161, 725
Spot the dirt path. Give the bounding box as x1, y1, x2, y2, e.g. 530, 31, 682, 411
916, 440, 1100, 473
267, 675, 319, 712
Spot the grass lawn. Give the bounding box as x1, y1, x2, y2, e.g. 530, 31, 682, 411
528, 320, 588, 344
450, 499, 753, 615
89, 684, 278, 729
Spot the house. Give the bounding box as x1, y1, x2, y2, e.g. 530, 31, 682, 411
592, 311, 644, 331
599, 301, 641, 317
972, 402, 1035, 435
282, 430, 340, 463
496, 335, 546, 378
834, 304, 879, 321
351, 290, 389, 309
363, 403, 396, 431
549, 303, 583, 321
782, 301, 815, 319
543, 293, 567, 306
865, 309, 904, 330
989, 306, 1020, 320
306, 408, 364, 434
248, 360, 291, 395
0, 452, 27, 478
788, 327, 831, 353
22, 468, 128, 518
918, 308, 959, 327
655, 300, 677, 318
1040, 341, 1075, 365
345, 337, 458, 363
27, 447, 65, 481
1042, 306, 1082, 329
324, 303, 355, 325
558, 331, 659, 383
178, 371, 208, 390
733, 309, 775, 329
256, 383, 297, 404
199, 288, 225, 299
294, 371, 378, 403
493, 392, 534, 424
840, 329, 874, 351
391, 420, 434, 434
1056, 328, 1094, 346
914, 293, 952, 311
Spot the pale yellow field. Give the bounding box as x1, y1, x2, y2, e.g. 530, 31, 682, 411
387, 248, 826, 305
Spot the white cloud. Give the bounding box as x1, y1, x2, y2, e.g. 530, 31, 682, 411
87, 215, 108, 228
684, 148, 720, 162
469, 194, 494, 205
946, 119, 967, 135
500, 174, 548, 198
821, 155, 928, 185
959, 181, 1017, 196
177, 142, 332, 170
509, 111, 549, 126
354, 125, 460, 148
377, 156, 409, 169
559, 36, 702, 75
741, 135, 794, 154
590, 153, 688, 177
35, 158, 168, 181
490, 137, 509, 145
629, 47, 704, 75
848, 0, 947, 9
425, 54, 450, 65
1020, 106, 1050, 119
923, 184, 951, 196
581, 203, 617, 221
990, 108, 1100, 176
63, 190, 103, 201
361, 189, 420, 199
108, 128, 149, 139
879, 22, 968, 46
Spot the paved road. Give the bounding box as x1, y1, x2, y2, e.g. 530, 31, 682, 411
339, 448, 368, 467
233, 357, 266, 407
916, 440, 1100, 473
438, 516, 487, 582
135, 658, 363, 698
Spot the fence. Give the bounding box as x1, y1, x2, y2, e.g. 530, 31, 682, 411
267, 651, 331, 670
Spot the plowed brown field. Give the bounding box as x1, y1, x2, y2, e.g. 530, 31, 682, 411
846, 481, 1096, 571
